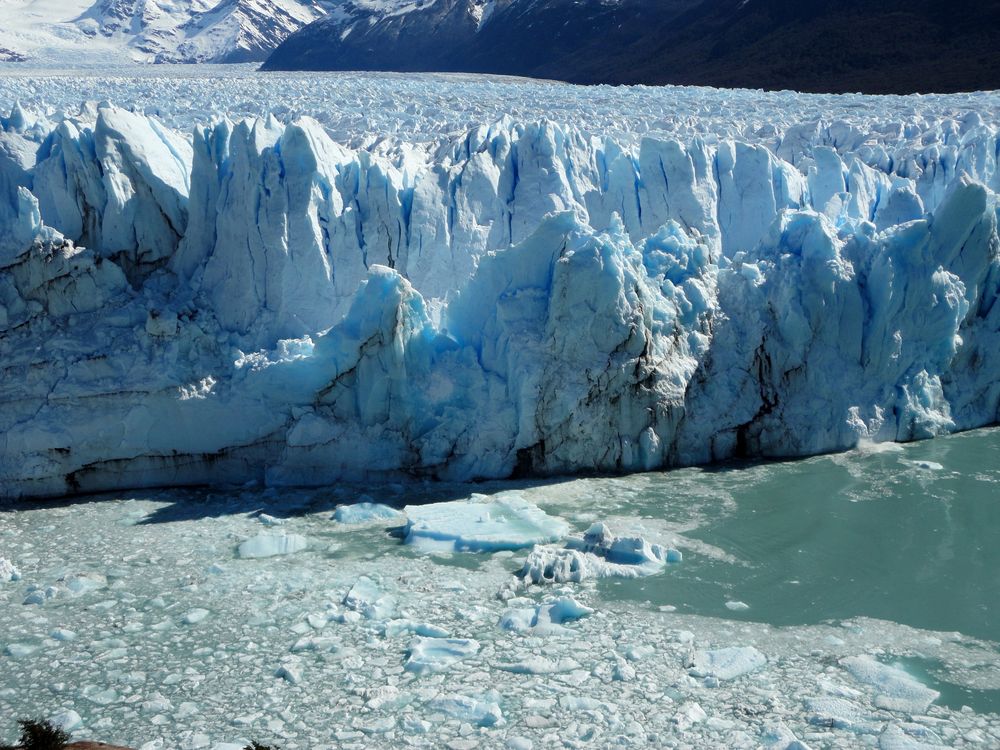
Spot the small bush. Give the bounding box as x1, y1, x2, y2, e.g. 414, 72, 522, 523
17, 719, 70, 750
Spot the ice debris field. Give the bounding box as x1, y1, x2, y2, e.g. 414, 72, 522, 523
1, 68, 1000, 497
3, 432, 1000, 749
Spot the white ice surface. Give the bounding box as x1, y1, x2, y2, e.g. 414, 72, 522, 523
518, 522, 681, 584
0, 485, 997, 748
333, 502, 404, 525
237, 532, 309, 559
1, 70, 999, 497
402, 494, 569, 553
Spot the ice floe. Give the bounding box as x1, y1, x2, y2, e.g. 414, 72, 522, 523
689, 645, 767, 681
237, 533, 309, 559
402, 494, 569, 553
333, 502, 404, 525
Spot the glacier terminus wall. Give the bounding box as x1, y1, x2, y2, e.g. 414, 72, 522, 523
1, 76, 999, 499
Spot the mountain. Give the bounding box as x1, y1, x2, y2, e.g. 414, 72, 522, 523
264, 0, 1000, 94
0, 0, 338, 64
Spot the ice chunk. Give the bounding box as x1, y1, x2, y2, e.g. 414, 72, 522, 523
761, 721, 813, 749
237, 533, 309, 559
806, 696, 880, 732
182, 608, 210, 625
494, 657, 581, 674
878, 724, 948, 749
519, 522, 680, 584
383, 619, 449, 638
48, 709, 82, 732
429, 694, 503, 727
689, 646, 766, 680
499, 597, 593, 636
0, 558, 19, 582
334, 502, 404, 525
343, 577, 396, 620
62, 572, 108, 595
674, 701, 708, 729
275, 664, 302, 685
402, 494, 569, 553
404, 637, 480, 675
840, 655, 940, 714
5, 643, 37, 658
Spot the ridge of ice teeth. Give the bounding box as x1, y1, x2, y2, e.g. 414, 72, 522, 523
1, 80, 999, 497
1, 73, 999, 750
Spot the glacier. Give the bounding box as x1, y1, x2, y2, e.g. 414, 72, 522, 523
1, 73, 999, 499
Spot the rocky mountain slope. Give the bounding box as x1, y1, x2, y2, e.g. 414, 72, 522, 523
264, 0, 1000, 94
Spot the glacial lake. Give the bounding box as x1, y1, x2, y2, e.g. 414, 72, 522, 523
1, 429, 999, 747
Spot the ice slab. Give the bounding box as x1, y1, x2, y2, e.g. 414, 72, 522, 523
237, 533, 309, 559
343, 577, 396, 621
334, 502, 404, 525
806, 696, 880, 733
404, 637, 480, 675
429, 694, 504, 727
689, 646, 767, 681
402, 494, 569, 553
840, 655, 940, 714
499, 597, 593, 636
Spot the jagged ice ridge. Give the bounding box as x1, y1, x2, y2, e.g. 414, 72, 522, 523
1, 79, 999, 499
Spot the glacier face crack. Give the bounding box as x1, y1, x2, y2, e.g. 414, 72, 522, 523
1, 92, 999, 499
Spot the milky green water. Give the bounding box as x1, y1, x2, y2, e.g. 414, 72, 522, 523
601, 428, 1000, 643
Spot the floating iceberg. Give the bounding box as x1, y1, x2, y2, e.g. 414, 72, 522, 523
840, 655, 940, 714
689, 646, 767, 681
519, 522, 681, 584
499, 596, 593, 636
402, 494, 569, 553
237, 533, 309, 559
404, 637, 480, 675
333, 502, 404, 525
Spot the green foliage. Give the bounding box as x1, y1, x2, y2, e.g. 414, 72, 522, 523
14, 719, 70, 750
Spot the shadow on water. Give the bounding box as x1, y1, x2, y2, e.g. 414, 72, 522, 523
0, 474, 586, 525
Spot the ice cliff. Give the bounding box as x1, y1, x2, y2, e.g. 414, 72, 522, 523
1, 96, 999, 498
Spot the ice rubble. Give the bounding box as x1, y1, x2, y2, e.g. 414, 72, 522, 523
0, 483, 993, 748
1, 88, 1000, 497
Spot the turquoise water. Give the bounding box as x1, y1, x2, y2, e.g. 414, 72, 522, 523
595, 428, 1000, 642
3, 429, 1000, 745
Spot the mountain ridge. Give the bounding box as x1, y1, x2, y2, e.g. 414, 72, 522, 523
263, 0, 1000, 94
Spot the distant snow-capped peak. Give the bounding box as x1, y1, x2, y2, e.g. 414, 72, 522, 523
0, 0, 342, 64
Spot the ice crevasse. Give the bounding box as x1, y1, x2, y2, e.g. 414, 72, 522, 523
1, 102, 999, 498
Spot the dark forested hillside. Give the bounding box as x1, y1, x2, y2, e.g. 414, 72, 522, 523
264, 0, 1000, 94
